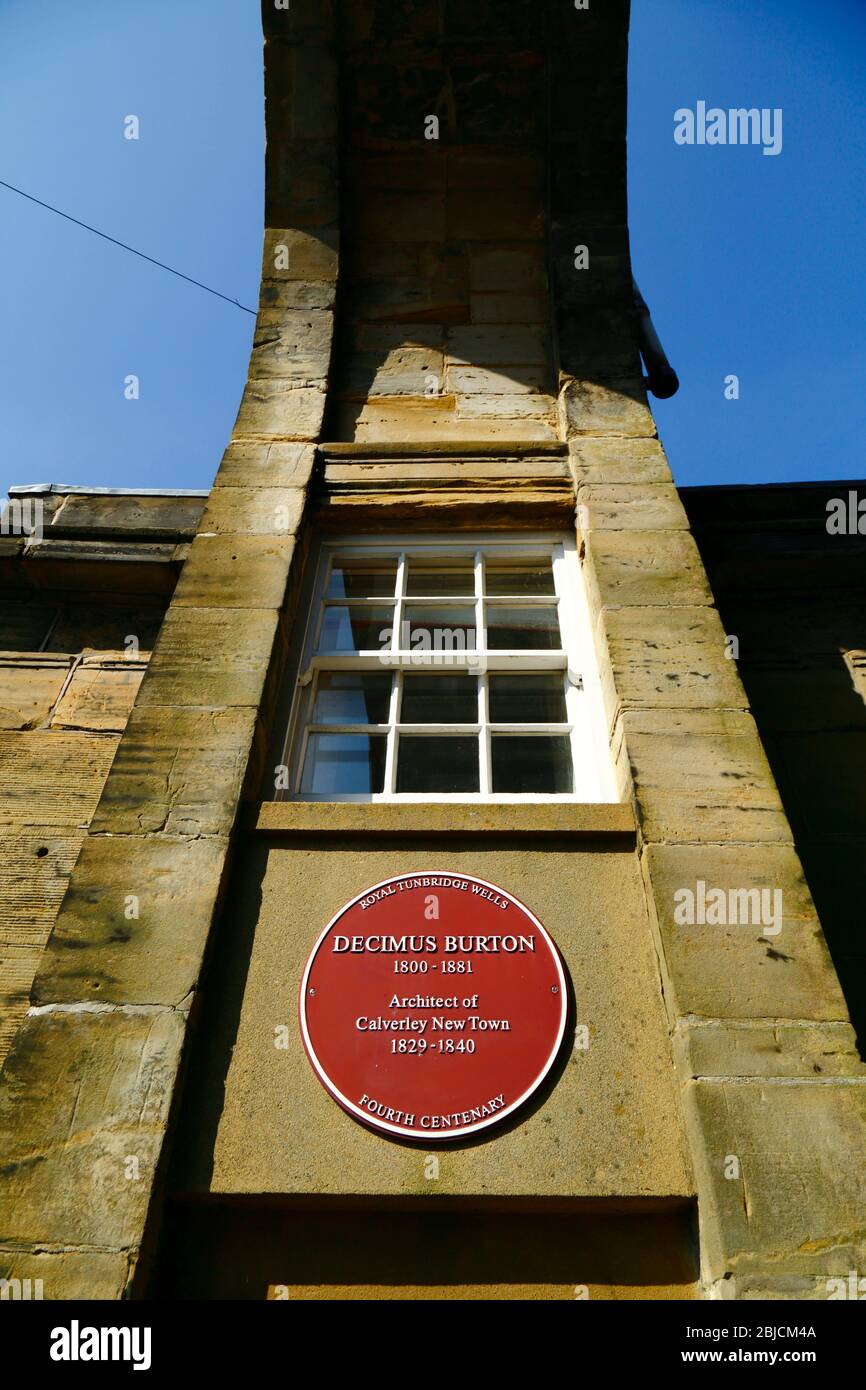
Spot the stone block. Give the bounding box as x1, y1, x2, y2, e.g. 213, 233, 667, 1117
259, 278, 336, 311
137, 606, 279, 710
200, 486, 306, 538
579, 483, 690, 531
215, 442, 316, 490
685, 1079, 866, 1283
569, 438, 672, 486
455, 394, 555, 421
0, 1008, 184, 1248
445, 325, 549, 366
233, 380, 327, 440
50, 494, 204, 537
90, 707, 256, 839
249, 309, 334, 382
31, 835, 229, 1007
0, 732, 119, 830
170, 535, 298, 611
0, 832, 83, 950
585, 531, 713, 608
674, 1021, 863, 1080
599, 606, 746, 710
261, 228, 339, 283
644, 842, 851, 1023
51, 659, 145, 733
621, 709, 792, 845
0, 1248, 130, 1301
341, 347, 444, 399
447, 365, 549, 395
563, 378, 656, 437
0, 657, 69, 730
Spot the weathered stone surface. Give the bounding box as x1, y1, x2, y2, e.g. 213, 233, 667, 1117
569, 437, 672, 484
51, 494, 205, 536
585, 531, 713, 608
445, 325, 549, 366
250, 308, 334, 383
0, 657, 69, 730
342, 347, 444, 398
0, 1008, 184, 1249
0, 943, 41, 1061
169, 535, 298, 610
323, 456, 568, 485
598, 606, 746, 711
0, 1248, 130, 1301
0, 732, 119, 829
621, 709, 792, 845
253, 800, 635, 836
685, 1079, 866, 1283
51, 659, 145, 733
137, 607, 279, 710
644, 842, 850, 1023
261, 228, 339, 284
0, 833, 83, 950
259, 278, 336, 311
200, 485, 306, 538
447, 365, 549, 395
717, 1273, 846, 1301
579, 483, 690, 532
455, 393, 555, 421
674, 1021, 863, 1080
203, 442, 316, 491
32, 836, 229, 1006
233, 380, 327, 439
341, 397, 558, 443
91, 707, 256, 838
563, 379, 656, 437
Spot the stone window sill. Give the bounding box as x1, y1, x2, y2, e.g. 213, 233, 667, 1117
248, 802, 635, 838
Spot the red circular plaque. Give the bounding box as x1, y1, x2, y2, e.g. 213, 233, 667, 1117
299, 872, 567, 1141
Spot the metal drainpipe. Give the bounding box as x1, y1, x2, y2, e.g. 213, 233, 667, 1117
633, 280, 680, 399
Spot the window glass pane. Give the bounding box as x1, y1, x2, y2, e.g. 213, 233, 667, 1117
318, 604, 394, 653
489, 674, 568, 724
396, 736, 479, 793
402, 605, 477, 653
485, 561, 555, 596
491, 736, 573, 794
405, 561, 475, 597
312, 672, 392, 726
486, 605, 561, 650
300, 734, 387, 795
401, 675, 478, 724
326, 559, 397, 599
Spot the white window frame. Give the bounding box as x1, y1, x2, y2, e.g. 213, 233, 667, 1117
276, 532, 617, 804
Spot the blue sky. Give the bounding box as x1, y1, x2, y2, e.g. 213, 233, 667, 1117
1, 0, 863, 492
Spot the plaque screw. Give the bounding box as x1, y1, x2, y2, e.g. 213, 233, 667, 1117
551, 986, 559, 994
308, 988, 316, 997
